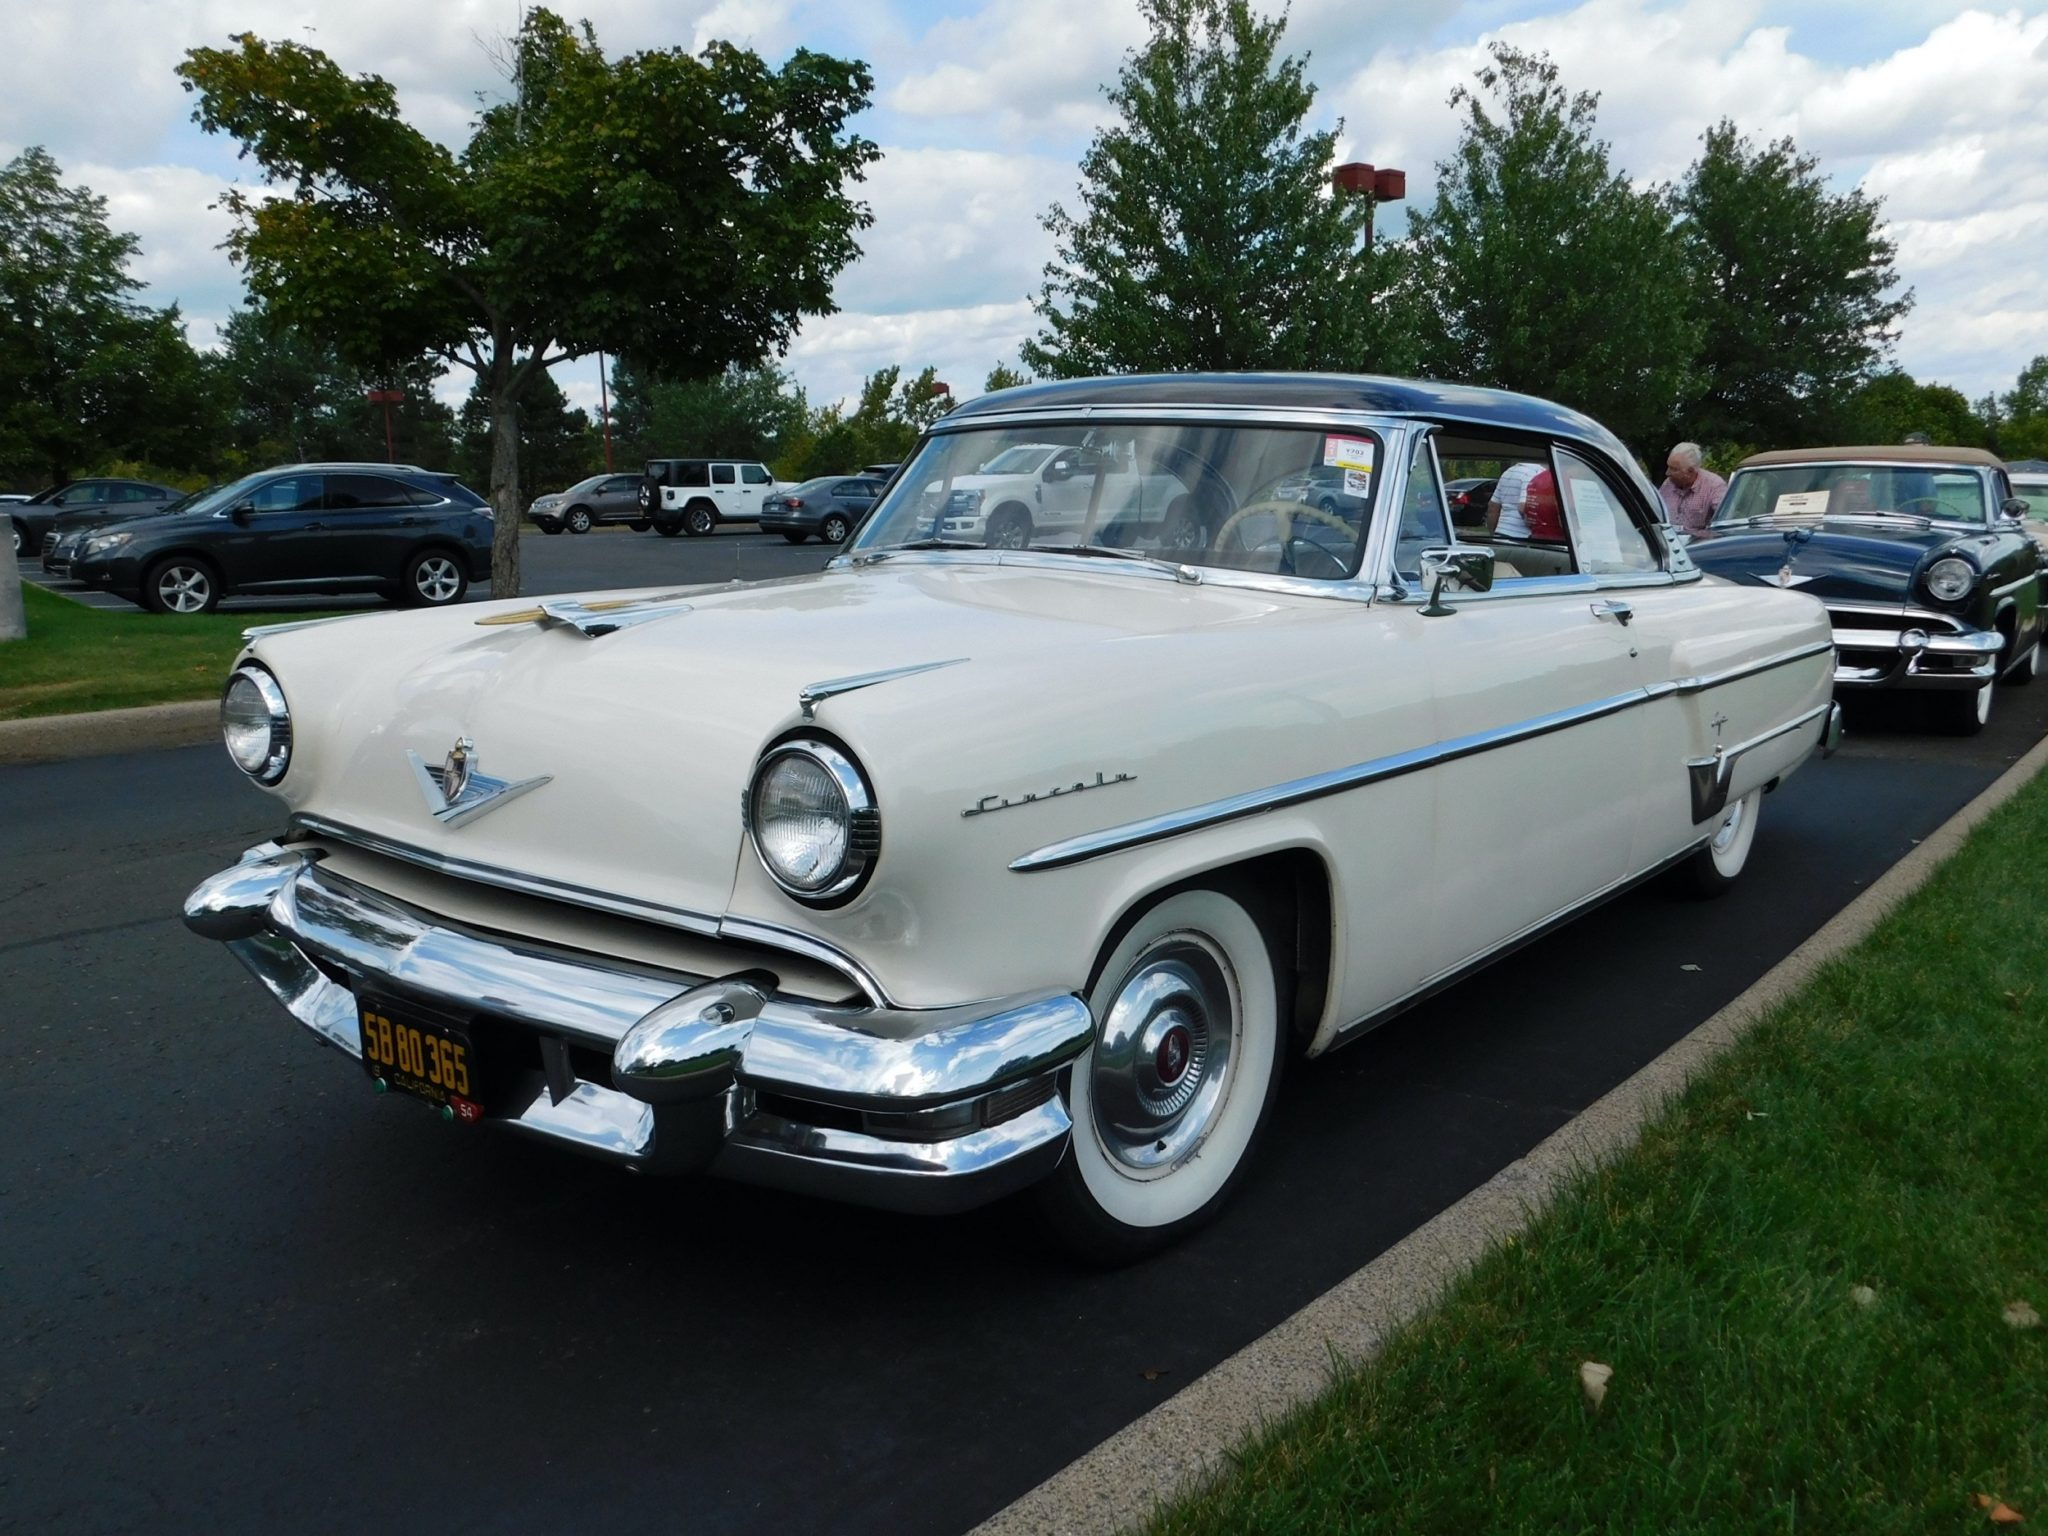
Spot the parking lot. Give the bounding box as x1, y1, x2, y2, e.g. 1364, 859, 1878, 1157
8, 664, 2045, 1535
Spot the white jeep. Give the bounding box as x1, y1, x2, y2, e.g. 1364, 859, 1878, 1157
640, 458, 781, 537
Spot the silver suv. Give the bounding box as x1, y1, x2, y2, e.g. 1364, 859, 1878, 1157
528, 473, 647, 534
640, 458, 779, 537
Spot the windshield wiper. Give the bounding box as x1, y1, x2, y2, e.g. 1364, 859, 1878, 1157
1033, 542, 1199, 579
848, 537, 983, 565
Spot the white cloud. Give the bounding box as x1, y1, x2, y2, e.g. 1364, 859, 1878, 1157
785, 298, 1037, 407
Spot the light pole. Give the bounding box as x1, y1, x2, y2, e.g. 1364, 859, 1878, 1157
597, 350, 614, 472
1332, 162, 1406, 250
365, 388, 405, 463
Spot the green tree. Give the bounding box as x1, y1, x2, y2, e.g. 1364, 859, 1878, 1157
1845, 371, 1987, 447
778, 366, 928, 479
984, 361, 1031, 393
1400, 46, 1696, 448
1995, 355, 2048, 459
459, 371, 597, 496
0, 146, 218, 484
1022, 0, 1392, 378
624, 362, 808, 464
179, 11, 877, 595
1674, 121, 1910, 447
893, 365, 954, 428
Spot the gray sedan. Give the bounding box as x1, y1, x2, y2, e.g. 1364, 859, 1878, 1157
527, 473, 648, 534
758, 475, 883, 544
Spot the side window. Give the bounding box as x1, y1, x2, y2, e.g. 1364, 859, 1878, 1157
741, 464, 772, 485
325, 475, 414, 510
1555, 449, 1658, 575
1393, 435, 1451, 583
832, 481, 860, 496
605, 476, 638, 494
711, 463, 736, 485
405, 484, 448, 507
677, 462, 709, 488
251, 476, 323, 513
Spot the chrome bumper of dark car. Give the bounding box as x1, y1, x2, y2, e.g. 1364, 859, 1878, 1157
185, 843, 1092, 1213
1828, 610, 2002, 690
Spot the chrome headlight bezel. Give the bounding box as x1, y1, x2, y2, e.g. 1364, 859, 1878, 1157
221, 664, 292, 785
1925, 556, 1977, 603
744, 737, 880, 906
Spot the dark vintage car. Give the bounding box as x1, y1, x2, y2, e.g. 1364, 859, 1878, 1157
1686, 446, 2042, 734
758, 475, 884, 544
69, 463, 493, 614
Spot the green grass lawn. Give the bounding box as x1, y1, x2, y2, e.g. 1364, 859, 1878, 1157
1150, 773, 2048, 1533
0, 582, 343, 721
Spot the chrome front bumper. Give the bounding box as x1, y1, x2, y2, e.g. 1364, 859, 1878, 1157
185, 843, 1093, 1214
1830, 616, 2001, 690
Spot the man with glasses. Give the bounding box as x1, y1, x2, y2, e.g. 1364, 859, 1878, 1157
1658, 442, 1727, 535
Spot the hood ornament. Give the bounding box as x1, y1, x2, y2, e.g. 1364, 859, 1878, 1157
407, 737, 552, 827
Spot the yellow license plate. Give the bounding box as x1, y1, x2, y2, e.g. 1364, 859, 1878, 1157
358, 1000, 482, 1122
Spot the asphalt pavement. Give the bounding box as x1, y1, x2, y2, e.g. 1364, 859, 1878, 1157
5, 679, 2046, 1536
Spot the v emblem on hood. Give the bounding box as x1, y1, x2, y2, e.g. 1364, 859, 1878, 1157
407, 739, 552, 828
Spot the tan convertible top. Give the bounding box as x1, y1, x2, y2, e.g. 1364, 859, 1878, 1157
1738, 444, 2004, 469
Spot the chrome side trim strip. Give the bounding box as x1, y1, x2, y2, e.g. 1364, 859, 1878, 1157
1012, 686, 1651, 872
1684, 702, 1831, 823
289, 813, 727, 938
1012, 638, 1836, 872
799, 658, 970, 720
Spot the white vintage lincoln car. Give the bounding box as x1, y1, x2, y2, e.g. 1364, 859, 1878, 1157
187, 375, 1840, 1260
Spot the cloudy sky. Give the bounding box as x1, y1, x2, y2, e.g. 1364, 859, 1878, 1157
5, 0, 2045, 426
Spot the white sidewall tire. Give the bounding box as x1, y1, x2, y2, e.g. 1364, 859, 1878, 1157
1706, 787, 1761, 881
1063, 889, 1280, 1235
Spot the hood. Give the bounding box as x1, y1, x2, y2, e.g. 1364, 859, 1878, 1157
1686, 519, 1980, 603
254, 560, 1295, 925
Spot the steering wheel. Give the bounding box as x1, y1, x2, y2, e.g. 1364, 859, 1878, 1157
1212, 500, 1357, 550
1892, 496, 1944, 515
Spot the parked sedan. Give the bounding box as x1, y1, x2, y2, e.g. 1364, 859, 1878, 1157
8, 478, 180, 557
71, 463, 492, 614
759, 475, 883, 544
184, 373, 1837, 1263
42, 486, 213, 576
1687, 445, 2041, 735
527, 473, 648, 534
1443, 476, 1498, 528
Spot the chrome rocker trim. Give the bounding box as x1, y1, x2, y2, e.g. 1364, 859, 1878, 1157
185, 844, 1092, 1214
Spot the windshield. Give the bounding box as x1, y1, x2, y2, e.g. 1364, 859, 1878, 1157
1716, 464, 1989, 526
850, 422, 1385, 581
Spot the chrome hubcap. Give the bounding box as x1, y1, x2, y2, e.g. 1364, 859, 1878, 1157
1090, 936, 1236, 1172
160, 567, 209, 612
416, 558, 460, 601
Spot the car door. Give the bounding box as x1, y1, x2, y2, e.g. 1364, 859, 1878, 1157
737, 463, 774, 522
1405, 433, 1650, 980
709, 462, 741, 521
221, 474, 328, 588
596, 475, 640, 523
323, 474, 425, 583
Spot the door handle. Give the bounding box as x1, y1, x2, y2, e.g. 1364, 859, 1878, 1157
1591, 599, 1634, 626
304, 520, 326, 531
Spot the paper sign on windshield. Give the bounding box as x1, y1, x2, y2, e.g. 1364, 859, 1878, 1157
1774, 490, 1829, 517
1343, 469, 1371, 495
1324, 436, 1375, 473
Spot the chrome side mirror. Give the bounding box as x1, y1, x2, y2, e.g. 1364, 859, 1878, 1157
1418, 547, 1495, 616
2001, 497, 2031, 524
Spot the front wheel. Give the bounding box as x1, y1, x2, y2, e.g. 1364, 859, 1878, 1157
9, 520, 25, 557
143, 556, 221, 614
1683, 787, 1761, 898
2005, 632, 2041, 687
1938, 680, 1994, 736
1036, 888, 1286, 1264
564, 506, 593, 534
404, 549, 468, 607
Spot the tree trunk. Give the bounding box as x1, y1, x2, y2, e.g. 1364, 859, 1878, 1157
488, 379, 523, 599
0, 537, 26, 642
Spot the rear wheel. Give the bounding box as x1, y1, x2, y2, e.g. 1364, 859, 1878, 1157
821, 513, 851, 545
143, 556, 221, 615
8, 520, 24, 557
404, 549, 467, 607
984, 505, 1032, 550
684, 501, 718, 538
654, 521, 683, 538
1683, 787, 1761, 898
564, 505, 593, 534
1036, 887, 1286, 1264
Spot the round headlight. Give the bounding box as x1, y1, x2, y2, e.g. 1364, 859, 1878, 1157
746, 740, 879, 903
221, 665, 291, 784
1926, 557, 1976, 602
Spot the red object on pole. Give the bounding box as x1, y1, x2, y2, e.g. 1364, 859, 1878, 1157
366, 388, 405, 463
598, 351, 614, 472
1332, 162, 1375, 193
1332, 161, 1404, 251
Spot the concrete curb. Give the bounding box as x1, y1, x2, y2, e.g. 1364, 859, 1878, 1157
972, 729, 2048, 1536
0, 699, 218, 766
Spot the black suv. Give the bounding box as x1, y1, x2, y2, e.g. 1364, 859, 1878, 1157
9, 478, 180, 556
68, 464, 493, 614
